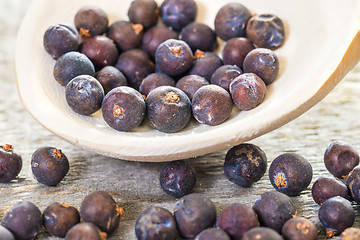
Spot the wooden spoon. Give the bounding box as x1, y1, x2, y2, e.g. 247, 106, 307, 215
15, 0, 360, 162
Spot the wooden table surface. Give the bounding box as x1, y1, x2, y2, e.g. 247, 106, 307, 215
2, 1, 360, 239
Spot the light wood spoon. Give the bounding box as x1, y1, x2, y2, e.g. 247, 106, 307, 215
15, 0, 360, 161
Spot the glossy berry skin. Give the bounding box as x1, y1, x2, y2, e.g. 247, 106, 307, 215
340, 227, 360, 240
222, 37, 255, 69
146, 86, 191, 133
243, 48, 280, 85
242, 227, 283, 240
160, 0, 197, 31
246, 14, 285, 50
31, 146, 69, 186
159, 160, 196, 198
43, 24, 79, 60
175, 75, 209, 100
210, 65, 243, 92
135, 206, 177, 240
324, 140, 359, 179
179, 22, 217, 52
174, 193, 217, 238
1, 201, 42, 240
269, 153, 313, 196
107, 20, 144, 52
187, 50, 223, 81
155, 39, 193, 76
195, 228, 230, 240
216, 203, 259, 240
65, 75, 104, 115
0, 144, 22, 183
282, 217, 318, 240
224, 143, 267, 187
312, 176, 351, 205
346, 165, 360, 204
192, 84, 233, 126
74, 6, 108, 38
0, 225, 15, 240
53, 51, 95, 86
64, 222, 106, 240
139, 73, 175, 96
128, 0, 159, 29
318, 196, 355, 238
102, 86, 145, 132
43, 202, 80, 238
230, 73, 266, 111
80, 191, 124, 234
252, 190, 296, 233
95, 66, 127, 94
214, 3, 252, 41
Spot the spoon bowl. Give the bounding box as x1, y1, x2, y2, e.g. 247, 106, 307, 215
15, 0, 360, 161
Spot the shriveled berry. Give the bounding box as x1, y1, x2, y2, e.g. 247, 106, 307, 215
80, 190, 124, 234
74, 6, 108, 37
128, 0, 159, 29
224, 143, 267, 187
31, 146, 69, 186
195, 228, 230, 240
175, 75, 209, 100
282, 217, 318, 240
65, 222, 107, 240
187, 50, 223, 81
174, 193, 217, 238
253, 190, 296, 233
0, 225, 15, 240
216, 203, 259, 240
346, 165, 360, 204
43, 24, 79, 59
160, 0, 197, 31
340, 227, 360, 240
43, 202, 80, 238
210, 65, 242, 92
312, 176, 351, 205
0, 144, 22, 183
222, 37, 254, 69
139, 73, 175, 96
324, 140, 359, 179
192, 84, 233, 126
242, 227, 283, 240
146, 86, 191, 133
246, 14, 285, 50
179, 22, 217, 52
269, 153, 313, 196
107, 20, 144, 52
135, 206, 177, 240
318, 196, 355, 237
102, 86, 145, 132
95, 66, 127, 94
65, 75, 104, 115
1, 201, 42, 240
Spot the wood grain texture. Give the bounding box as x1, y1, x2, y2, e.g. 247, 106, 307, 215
2, 1, 360, 239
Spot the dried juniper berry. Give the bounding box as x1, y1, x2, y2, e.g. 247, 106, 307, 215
210, 65, 243, 92
214, 3, 252, 41
142, 25, 178, 59
0, 225, 15, 240
43, 202, 80, 238
80, 190, 124, 234
187, 50, 223, 81
1, 201, 42, 240
135, 206, 177, 240
65, 75, 104, 115
102, 86, 145, 131
31, 146, 69, 186
146, 86, 191, 133
224, 143, 267, 187
346, 165, 360, 204
195, 228, 230, 240
179, 22, 217, 52
340, 227, 360, 240
175, 75, 209, 100
216, 203, 259, 240
115, 49, 154, 89
269, 153, 313, 196
0, 144, 22, 183
246, 14, 285, 50
282, 217, 318, 240
155, 39, 193, 77
107, 20, 144, 52
192, 84, 233, 126
43, 24, 79, 59
318, 196, 355, 238
324, 140, 359, 179
222, 37, 255, 69
159, 160, 196, 198
252, 190, 296, 233
128, 0, 159, 29
242, 227, 283, 240
74, 6, 108, 37
139, 73, 175, 96
95, 66, 127, 94
229, 73, 266, 111
65, 222, 107, 240
174, 193, 217, 238
243, 48, 280, 85
160, 0, 197, 31
312, 176, 351, 205
53, 51, 95, 86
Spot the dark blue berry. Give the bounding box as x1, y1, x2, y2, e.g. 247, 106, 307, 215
346, 165, 360, 204
175, 75, 209, 100
95, 66, 127, 94
222, 37, 254, 69
65, 222, 106, 240
160, 0, 197, 31
210, 65, 242, 92
282, 217, 318, 240
179, 22, 217, 52
107, 20, 144, 52
0, 144, 22, 183
128, 0, 159, 29
139, 73, 175, 96
195, 228, 230, 240
242, 227, 283, 240
187, 50, 223, 81
312, 176, 351, 205
74, 6, 108, 37
0, 226, 15, 240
